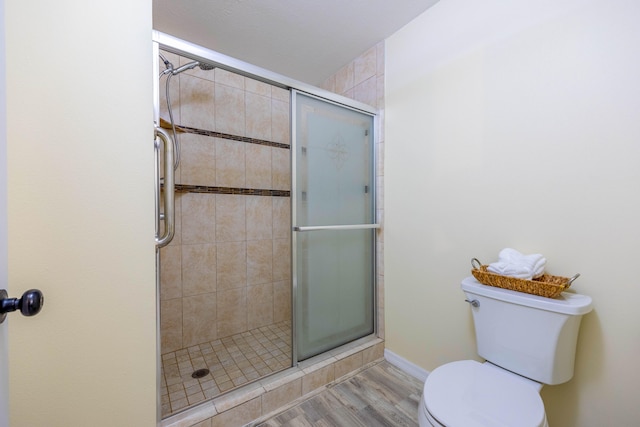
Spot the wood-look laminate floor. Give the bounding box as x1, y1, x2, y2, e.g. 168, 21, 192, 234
256, 361, 424, 427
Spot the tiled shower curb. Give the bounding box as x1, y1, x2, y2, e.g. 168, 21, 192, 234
161, 337, 384, 427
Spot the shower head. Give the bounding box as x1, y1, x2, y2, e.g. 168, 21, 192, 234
198, 63, 216, 71
158, 53, 216, 76
171, 60, 215, 75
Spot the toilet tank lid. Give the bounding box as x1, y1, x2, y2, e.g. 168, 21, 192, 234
462, 277, 593, 315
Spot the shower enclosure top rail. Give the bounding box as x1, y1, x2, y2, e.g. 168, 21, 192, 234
152, 31, 378, 116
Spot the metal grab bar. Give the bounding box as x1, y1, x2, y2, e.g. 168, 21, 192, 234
154, 125, 175, 248
293, 224, 380, 232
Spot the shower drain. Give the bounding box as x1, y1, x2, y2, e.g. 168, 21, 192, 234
191, 368, 210, 379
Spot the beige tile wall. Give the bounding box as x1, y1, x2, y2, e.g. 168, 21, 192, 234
320, 42, 386, 339
159, 51, 292, 354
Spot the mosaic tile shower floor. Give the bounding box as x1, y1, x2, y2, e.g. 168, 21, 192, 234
161, 320, 292, 417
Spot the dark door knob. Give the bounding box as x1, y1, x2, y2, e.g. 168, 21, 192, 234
0, 289, 44, 323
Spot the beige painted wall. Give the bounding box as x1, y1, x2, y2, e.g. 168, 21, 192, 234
385, 0, 640, 425
5, 1, 156, 426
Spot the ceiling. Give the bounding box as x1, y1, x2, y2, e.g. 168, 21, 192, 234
153, 0, 440, 85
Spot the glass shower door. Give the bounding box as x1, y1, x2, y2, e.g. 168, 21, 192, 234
293, 91, 377, 361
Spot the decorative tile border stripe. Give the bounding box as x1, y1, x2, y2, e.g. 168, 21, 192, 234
177, 124, 291, 150
174, 184, 290, 197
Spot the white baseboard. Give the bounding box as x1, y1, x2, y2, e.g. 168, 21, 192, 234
384, 349, 429, 383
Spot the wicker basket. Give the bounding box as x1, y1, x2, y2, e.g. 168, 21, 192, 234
470, 258, 579, 298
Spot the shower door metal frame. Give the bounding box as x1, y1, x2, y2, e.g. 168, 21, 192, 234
152, 40, 162, 425
152, 31, 379, 420
290, 90, 379, 362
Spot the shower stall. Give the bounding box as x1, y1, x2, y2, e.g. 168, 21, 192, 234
153, 32, 378, 419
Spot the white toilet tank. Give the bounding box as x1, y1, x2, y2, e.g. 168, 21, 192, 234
462, 277, 593, 385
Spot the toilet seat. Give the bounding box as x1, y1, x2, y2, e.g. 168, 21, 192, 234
422, 360, 547, 427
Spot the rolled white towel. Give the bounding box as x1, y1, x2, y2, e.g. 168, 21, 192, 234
498, 248, 543, 264
516, 254, 545, 278
487, 261, 535, 279
531, 257, 546, 278
490, 248, 547, 279
498, 248, 526, 261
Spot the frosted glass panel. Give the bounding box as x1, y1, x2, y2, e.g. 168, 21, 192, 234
294, 92, 375, 361
296, 229, 374, 359
296, 96, 373, 227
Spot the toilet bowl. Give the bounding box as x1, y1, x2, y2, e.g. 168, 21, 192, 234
418, 277, 592, 427
418, 360, 548, 427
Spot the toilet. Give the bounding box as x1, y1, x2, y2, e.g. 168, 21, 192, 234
419, 276, 593, 427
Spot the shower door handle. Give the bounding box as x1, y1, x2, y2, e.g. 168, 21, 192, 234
293, 224, 380, 232
154, 125, 175, 248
